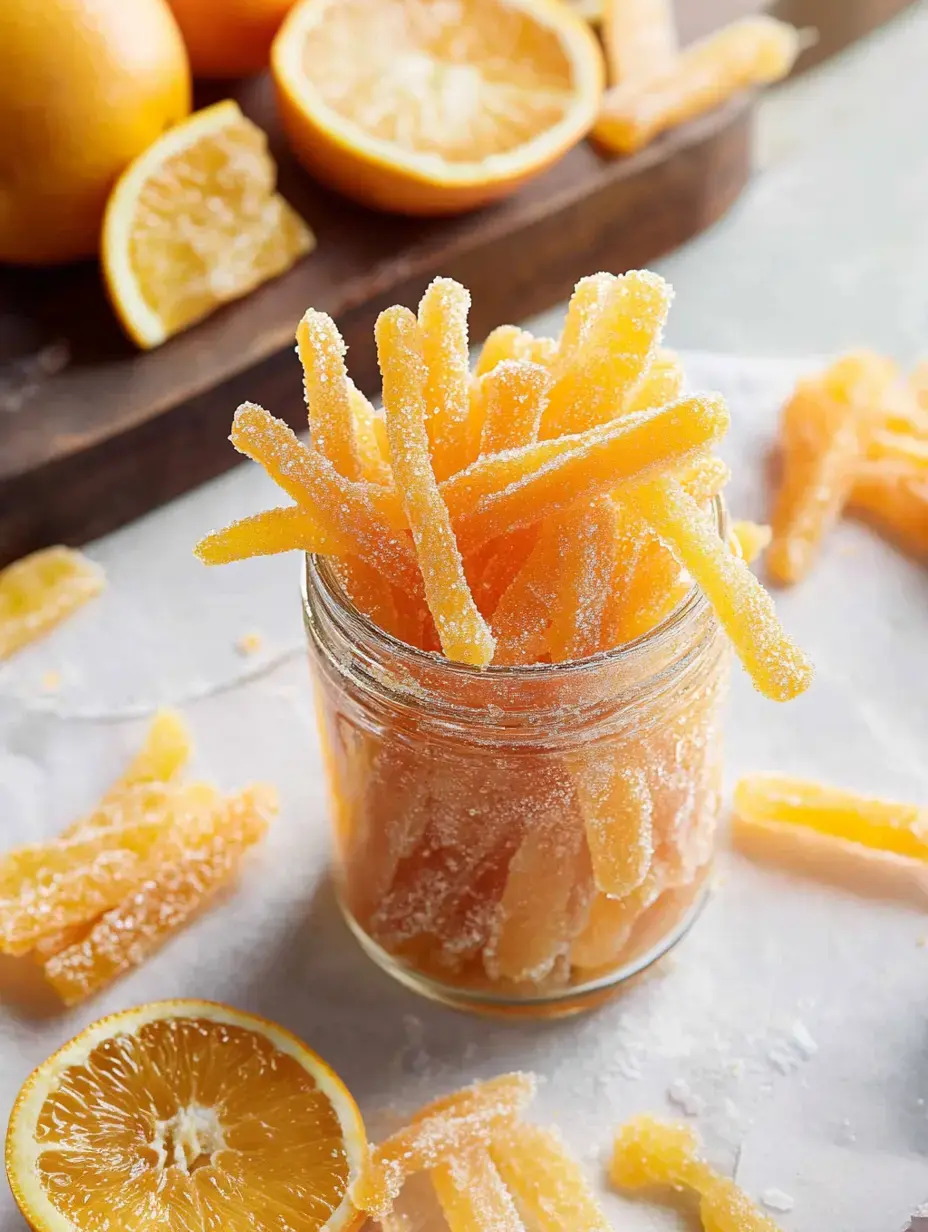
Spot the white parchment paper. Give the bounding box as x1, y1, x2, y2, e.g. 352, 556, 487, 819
1, 353, 926, 1231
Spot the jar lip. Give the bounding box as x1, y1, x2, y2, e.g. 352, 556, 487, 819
302, 495, 725, 683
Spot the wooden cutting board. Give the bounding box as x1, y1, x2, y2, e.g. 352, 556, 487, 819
0, 0, 817, 564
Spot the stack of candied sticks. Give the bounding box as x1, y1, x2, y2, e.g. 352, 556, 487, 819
195, 271, 811, 993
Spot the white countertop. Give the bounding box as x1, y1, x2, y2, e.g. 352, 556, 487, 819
2, 9, 928, 1230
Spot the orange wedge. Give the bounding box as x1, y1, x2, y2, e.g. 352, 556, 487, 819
271, 0, 604, 215
103, 99, 314, 349
6, 1001, 369, 1232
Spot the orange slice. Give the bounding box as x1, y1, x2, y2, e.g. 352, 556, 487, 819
103, 99, 314, 349
271, 0, 604, 215
0, 547, 103, 661
6, 1000, 368, 1232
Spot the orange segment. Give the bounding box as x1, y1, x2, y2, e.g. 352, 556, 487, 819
611, 1115, 782, 1232
733, 774, 928, 862
297, 309, 361, 480
594, 16, 800, 155
432, 1149, 523, 1232
491, 1122, 613, 1230
103, 100, 313, 349
355, 1073, 536, 1219
376, 305, 495, 666
6, 1001, 368, 1232
0, 784, 201, 956
195, 505, 351, 565
43, 785, 276, 1005
0, 547, 104, 661
271, 0, 604, 215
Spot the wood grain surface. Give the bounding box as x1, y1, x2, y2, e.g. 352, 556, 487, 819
0, 0, 900, 563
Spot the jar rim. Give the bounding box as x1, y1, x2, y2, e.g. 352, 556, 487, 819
302, 495, 726, 686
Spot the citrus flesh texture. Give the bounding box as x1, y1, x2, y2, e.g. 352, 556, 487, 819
6, 1003, 367, 1232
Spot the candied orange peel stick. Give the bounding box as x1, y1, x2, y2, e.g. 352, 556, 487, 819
768, 352, 897, 585
0, 546, 104, 660
376, 305, 495, 666
733, 774, 928, 862
602, 0, 678, 85
594, 16, 801, 155
478, 359, 551, 454
354, 1073, 536, 1219
296, 308, 361, 480
195, 504, 350, 565
491, 1121, 613, 1231
431, 1148, 523, 1232
627, 477, 812, 700
419, 277, 473, 481
445, 393, 730, 553
43, 784, 276, 1005
611, 1115, 783, 1232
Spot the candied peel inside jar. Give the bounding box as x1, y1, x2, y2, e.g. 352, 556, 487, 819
195, 271, 811, 1015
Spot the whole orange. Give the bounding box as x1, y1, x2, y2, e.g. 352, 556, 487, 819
0, 0, 191, 266
167, 0, 298, 77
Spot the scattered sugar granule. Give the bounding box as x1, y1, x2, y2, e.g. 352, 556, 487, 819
789, 1021, 818, 1059
236, 630, 264, 656
40, 669, 62, 692
761, 1187, 795, 1213
666, 1078, 705, 1117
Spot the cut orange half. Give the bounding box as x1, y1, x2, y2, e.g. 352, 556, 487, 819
103, 100, 315, 349
271, 0, 605, 215
6, 1000, 368, 1232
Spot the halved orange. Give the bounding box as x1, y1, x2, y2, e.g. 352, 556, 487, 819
6, 1000, 368, 1232
271, 0, 605, 215
103, 100, 314, 349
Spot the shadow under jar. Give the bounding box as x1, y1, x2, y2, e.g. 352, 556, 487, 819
303, 509, 730, 1019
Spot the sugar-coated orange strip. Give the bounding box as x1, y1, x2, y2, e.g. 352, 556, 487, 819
479, 359, 551, 454
230, 403, 419, 590
444, 393, 729, 554
602, 0, 678, 86
733, 774, 928, 862
432, 1149, 523, 1232
629, 477, 813, 700
731, 520, 772, 564
354, 1073, 536, 1219
624, 347, 684, 414
195, 505, 350, 565
492, 522, 567, 664
419, 278, 472, 482
43, 785, 275, 1005
768, 354, 896, 585
547, 498, 622, 662
486, 809, 591, 982
574, 760, 652, 897
491, 1122, 613, 1231
849, 469, 928, 560
376, 306, 495, 667
571, 876, 661, 969
0, 546, 104, 661
609, 529, 685, 646
594, 17, 801, 155
348, 380, 393, 486
0, 784, 191, 956
470, 527, 540, 620
865, 428, 928, 474
541, 270, 672, 437
475, 325, 556, 377
334, 556, 422, 646
296, 309, 360, 480
554, 273, 613, 375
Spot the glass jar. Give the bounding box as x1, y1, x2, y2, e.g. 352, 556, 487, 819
303, 513, 730, 1018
